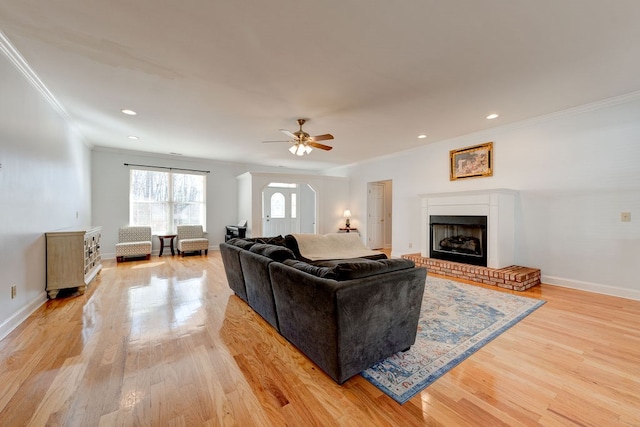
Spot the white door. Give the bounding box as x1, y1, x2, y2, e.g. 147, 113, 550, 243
263, 186, 299, 237
367, 183, 384, 249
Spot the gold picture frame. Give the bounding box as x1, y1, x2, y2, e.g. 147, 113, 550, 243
450, 142, 493, 180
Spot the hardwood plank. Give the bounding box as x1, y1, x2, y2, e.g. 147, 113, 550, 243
0, 253, 638, 426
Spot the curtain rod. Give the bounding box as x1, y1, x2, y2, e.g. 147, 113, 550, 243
124, 163, 210, 174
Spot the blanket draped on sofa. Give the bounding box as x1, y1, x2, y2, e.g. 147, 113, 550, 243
291, 232, 384, 261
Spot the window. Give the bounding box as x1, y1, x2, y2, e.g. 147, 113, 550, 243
270, 192, 285, 218
268, 182, 297, 188
130, 168, 206, 233
291, 193, 297, 218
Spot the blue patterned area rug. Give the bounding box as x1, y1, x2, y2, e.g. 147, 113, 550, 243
361, 276, 545, 404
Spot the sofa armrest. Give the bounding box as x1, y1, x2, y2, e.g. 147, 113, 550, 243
239, 250, 280, 331
269, 262, 426, 383
219, 242, 248, 302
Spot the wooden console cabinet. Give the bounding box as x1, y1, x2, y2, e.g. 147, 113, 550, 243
46, 226, 102, 299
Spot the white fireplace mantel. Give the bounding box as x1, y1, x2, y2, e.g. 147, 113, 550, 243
420, 189, 518, 269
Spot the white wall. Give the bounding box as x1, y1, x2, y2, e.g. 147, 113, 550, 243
0, 49, 92, 339
329, 94, 640, 300
318, 177, 351, 234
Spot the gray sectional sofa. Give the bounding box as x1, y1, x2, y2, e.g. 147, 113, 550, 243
219, 235, 427, 384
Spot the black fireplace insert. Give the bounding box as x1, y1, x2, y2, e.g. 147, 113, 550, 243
429, 215, 487, 266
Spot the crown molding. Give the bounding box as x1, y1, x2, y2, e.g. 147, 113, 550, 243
0, 29, 69, 120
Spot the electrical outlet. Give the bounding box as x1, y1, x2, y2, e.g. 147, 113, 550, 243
621, 212, 631, 222
408, 243, 413, 248
11, 285, 16, 299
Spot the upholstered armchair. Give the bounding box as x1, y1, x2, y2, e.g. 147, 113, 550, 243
176, 225, 209, 256
115, 226, 152, 262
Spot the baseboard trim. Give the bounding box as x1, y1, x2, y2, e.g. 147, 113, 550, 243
0, 291, 48, 342
542, 275, 640, 301
102, 245, 220, 260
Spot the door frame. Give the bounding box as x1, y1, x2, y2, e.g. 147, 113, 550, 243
260, 182, 317, 237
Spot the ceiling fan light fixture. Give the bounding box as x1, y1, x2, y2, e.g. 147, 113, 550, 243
289, 143, 308, 156
273, 119, 334, 156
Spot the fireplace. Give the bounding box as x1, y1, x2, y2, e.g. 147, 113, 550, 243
430, 215, 487, 266
416, 190, 539, 290
421, 189, 517, 269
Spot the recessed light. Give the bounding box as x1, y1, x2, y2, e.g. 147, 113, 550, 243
121, 109, 137, 116
486, 113, 499, 120
128, 135, 139, 140
418, 134, 427, 139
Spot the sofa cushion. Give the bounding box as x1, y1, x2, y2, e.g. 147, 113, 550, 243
228, 235, 286, 248
226, 238, 256, 250
249, 243, 296, 262
282, 257, 416, 281
282, 259, 338, 279
312, 258, 416, 281
115, 241, 152, 257
118, 226, 152, 243
255, 235, 286, 246
178, 238, 209, 251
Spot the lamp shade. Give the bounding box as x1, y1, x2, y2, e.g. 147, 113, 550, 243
289, 143, 313, 156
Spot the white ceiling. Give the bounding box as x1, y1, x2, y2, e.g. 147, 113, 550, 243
2, 0, 640, 171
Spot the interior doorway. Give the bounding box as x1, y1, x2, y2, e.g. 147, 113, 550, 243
366, 180, 392, 250
262, 182, 316, 237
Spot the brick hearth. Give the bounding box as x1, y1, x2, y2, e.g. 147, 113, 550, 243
402, 253, 541, 291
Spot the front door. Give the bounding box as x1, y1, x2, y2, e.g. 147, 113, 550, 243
263, 185, 299, 237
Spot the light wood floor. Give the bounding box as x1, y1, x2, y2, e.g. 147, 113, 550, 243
1, 252, 639, 426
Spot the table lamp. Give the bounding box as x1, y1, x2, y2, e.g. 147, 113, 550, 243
343, 209, 352, 228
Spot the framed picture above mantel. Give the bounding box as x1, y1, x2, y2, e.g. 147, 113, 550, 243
450, 142, 493, 180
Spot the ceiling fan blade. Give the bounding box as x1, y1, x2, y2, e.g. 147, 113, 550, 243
280, 129, 296, 139
262, 140, 291, 143
310, 133, 334, 142
308, 141, 333, 151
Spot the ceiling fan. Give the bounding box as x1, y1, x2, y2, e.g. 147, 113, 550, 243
263, 119, 334, 156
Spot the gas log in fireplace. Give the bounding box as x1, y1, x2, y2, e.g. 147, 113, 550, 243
429, 215, 487, 267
